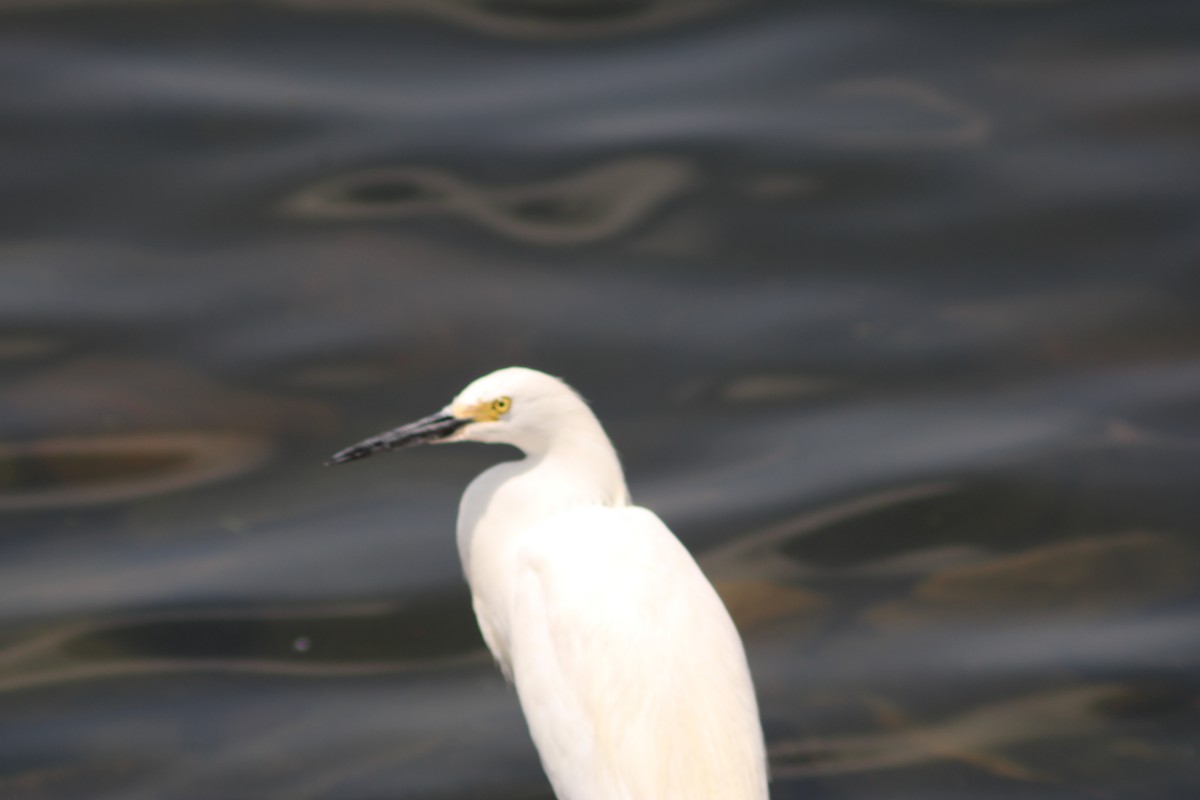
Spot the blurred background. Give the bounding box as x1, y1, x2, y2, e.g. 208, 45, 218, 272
2, 0, 1199, 798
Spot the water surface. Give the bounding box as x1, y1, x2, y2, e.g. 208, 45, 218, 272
1, 1, 1199, 798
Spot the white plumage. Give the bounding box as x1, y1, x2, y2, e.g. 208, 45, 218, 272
330, 367, 768, 800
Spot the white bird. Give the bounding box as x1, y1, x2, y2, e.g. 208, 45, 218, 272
329, 367, 768, 800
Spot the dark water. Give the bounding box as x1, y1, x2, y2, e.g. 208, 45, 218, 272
2, 1, 1200, 797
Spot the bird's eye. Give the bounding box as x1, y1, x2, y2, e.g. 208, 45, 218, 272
492, 396, 512, 415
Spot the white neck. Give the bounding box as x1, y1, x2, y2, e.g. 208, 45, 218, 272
459, 418, 629, 548
454, 418, 628, 665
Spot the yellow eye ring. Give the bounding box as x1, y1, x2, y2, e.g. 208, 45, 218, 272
492, 396, 512, 415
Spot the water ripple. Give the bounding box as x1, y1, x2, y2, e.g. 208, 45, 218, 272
771, 683, 1190, 779
864, 532, 1200, 629
285, 156, 694, 245
270, 0, 735, 38
0, 432, 270, 512
0, 599, 486, 694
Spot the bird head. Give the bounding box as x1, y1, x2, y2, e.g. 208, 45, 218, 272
327, 367, 591, 465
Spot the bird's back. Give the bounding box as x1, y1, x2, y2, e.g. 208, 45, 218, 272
506, 504, 768, 800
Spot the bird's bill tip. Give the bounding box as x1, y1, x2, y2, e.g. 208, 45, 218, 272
324, 446, 370, 467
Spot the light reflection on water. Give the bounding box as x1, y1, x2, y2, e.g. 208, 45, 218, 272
284, 155, 696, 245
1, 0, 1198, 798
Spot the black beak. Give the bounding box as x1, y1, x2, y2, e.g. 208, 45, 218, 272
326, 412, 468, 466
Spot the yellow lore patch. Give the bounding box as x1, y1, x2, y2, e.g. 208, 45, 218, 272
453, 396, 512, 423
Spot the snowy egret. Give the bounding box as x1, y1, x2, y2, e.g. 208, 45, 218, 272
329, 367, 768, 800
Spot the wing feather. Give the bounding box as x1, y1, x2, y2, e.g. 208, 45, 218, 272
509, 506, 768, 800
